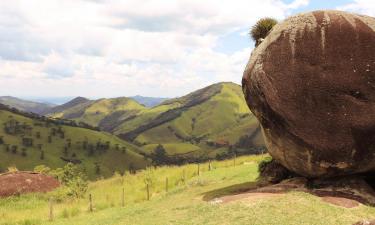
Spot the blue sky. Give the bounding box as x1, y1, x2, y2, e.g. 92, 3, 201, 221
0, 0, 373, 101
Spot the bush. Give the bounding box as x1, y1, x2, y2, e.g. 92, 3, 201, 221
258, 157, 294, 183
34, 165, 51, 174
250, 18, 277, 46
50, 163, 88, 198
258, 156, 273, 174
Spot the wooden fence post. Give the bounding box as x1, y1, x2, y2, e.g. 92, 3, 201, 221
146, 183, 150, 201
234, 154, 236, 167
165, 177, 168, 193
208, 160, 212, 171
197, 163, 200, 176
89, 194, 93, 212
49, 198, 53, 221
121, 187, 125, 207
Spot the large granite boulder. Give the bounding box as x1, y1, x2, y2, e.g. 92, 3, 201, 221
242, 10, 375, 178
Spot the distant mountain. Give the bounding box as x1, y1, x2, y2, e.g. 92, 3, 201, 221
130, 95, 169, 107
0, 96, 54, 115
26, 96, 77, 105
45, 97, 91, 115
0, 103, 149, 178
45, 97, 146, 131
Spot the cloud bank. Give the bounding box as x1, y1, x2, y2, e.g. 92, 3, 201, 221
0, 0, 310, 98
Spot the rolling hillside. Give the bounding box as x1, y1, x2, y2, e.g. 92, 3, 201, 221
46, 97, 146, 131
0, 96, 54, 114
116, 82, 265, 159
45, 82, 265, 160
0, 104, 149, 179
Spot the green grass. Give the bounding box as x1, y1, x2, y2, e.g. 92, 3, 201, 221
0, 154, 374, 225
0, 109, 150, 179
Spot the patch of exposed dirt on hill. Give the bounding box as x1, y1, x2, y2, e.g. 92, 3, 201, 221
213, 192, 283, 204
0, 171, 60, 197
322, 196, 360, 208
206, 176, 375, 208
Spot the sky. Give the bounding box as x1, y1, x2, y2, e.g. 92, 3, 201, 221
0, 0, 374, 101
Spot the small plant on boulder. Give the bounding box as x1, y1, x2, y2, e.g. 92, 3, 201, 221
250, 17, 277, 46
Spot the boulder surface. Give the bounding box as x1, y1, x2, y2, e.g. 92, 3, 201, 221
242, 10, 375, 177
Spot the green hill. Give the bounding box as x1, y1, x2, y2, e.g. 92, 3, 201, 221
117, 82, 265, 160
47, 97, 146, 132
0, 104, 149, 179
46, 82, 265, 160
0, 96, 54, 114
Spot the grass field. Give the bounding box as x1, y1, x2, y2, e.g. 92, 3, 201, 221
1, 154, 374, 225
0, 109, 149, 179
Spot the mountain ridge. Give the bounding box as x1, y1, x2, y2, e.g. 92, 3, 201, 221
0, 96, 54, 115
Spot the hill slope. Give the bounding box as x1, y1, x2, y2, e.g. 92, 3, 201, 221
0, 96, 54, 114
46, 97, 146, 131
116, 82, 264, 159
46, 82, 265, 160
0, 104, 149, 179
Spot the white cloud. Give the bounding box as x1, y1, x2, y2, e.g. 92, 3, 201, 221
0, 0, 308, 98
338, 0, 375, 16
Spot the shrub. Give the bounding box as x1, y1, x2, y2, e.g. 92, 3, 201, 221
258, 156, 273, 174
34, 165, 51, 174
7, 166, 18, 172
50, 163, 88, 198
250, 18, 277, 46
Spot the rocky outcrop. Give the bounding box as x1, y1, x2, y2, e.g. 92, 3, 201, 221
242, 10, 375, 177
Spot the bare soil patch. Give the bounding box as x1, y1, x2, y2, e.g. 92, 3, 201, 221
206, 177, 375, 209
0, 171, 60, 197
322, 196, 360, 208
218, 192, 283, 204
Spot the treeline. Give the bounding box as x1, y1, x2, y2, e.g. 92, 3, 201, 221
147, 144, 267, 166
0, 103, 99, 131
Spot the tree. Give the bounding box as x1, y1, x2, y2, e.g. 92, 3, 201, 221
250, 18, 277, 46
48, 135, 52, 143
95, 163, 101, 175
21, 148, 27, 157
11, 145, 18, 154
66, 139, 71, 148
22, 137, 33, 147
151, 144, 168, 165
36, 131, 41, 139
63, 146, 68, 156
50, 163, 88, 198
40, 150, 45, 160
4, 144, 10, 152
0, 136, 4, 145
